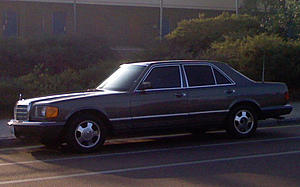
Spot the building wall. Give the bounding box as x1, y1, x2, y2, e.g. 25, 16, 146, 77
0, 1, 228, 46
0, 1, 75, 37
10, 0, 244, 10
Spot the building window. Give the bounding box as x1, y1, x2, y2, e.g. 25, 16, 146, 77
162, 16, 170, 36
2, 11, 18, 37
53, 12, 66, 34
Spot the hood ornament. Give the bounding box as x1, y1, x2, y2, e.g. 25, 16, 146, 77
19, 93, 23, 100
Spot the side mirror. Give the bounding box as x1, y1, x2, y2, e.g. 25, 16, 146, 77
140, 82, 152, 90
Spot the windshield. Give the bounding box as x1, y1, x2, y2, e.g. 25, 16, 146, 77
97, 65, 146, 91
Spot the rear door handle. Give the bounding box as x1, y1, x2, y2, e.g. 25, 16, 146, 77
174, 93, 187, 98
225, 89, 235, 94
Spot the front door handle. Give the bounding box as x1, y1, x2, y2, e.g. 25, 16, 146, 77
174, 93, 187, 98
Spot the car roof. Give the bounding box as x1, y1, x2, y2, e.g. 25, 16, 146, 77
127, 60, 222, 66
127, 60, 256, 85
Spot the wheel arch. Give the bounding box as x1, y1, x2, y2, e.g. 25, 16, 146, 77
63, 108, 114, 136
228, 100, 262, 118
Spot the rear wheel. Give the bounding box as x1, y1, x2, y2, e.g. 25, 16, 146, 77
66, 114, 106, 153
226, 105, 258, 138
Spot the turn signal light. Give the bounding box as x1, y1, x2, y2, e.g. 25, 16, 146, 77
284, 92, 290, 101
46, 107, 59, 118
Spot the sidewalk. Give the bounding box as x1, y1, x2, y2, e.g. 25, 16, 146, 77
1, 102, 300, 139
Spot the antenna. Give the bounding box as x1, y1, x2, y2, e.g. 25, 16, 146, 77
262, 51, 265, 83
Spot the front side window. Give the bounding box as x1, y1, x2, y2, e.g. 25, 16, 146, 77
184, 65, 215, 87
141, 66, 181, 89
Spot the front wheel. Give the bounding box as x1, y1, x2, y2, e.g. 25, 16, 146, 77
66, 114, 106, 153
226, 106, 258, 138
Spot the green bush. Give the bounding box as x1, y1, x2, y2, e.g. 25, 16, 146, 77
205, 33, 300, 88
0, 35, 115, 77
0, 60, 122, 115
166, 13, 262, 57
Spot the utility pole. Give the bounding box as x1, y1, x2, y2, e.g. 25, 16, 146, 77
262, 51, 266, 83
235, 0, 239, 15
159, 0, 163, 41
73, 0, 77, 33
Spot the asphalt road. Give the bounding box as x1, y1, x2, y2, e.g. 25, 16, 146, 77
0, 124, 299, 186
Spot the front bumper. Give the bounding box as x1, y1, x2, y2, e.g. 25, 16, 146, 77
261, 104, 293, 119
8, 120, 65, 140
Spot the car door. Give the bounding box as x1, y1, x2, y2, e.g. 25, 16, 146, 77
183, 64, 236, 127
130, 65, 188, 129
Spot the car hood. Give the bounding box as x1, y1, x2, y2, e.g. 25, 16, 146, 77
16, 90, 121, 106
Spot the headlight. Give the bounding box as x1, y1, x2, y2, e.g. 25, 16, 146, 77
34, 106, 59, 118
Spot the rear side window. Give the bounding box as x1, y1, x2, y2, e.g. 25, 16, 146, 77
213, 68, 232, 85
184, 65, 215, 87
142, 66, 181, 89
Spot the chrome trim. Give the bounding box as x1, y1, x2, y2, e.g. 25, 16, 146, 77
14, 104, 31, 121
8, 120, 59, 126
110, 109, 229, 121
211, 66, 217, 85
135, 87, 186, 93
184, 83, 236, 89
183, 63, 216, 88
134, 62, 236, 92
179, 65, 183, 88
134, 64, 182, 92
211, 64, 236, 85
110, 117, 132, 122
189, 110, 229, 115
182, 64, 189, 88
182, 63, 236, 88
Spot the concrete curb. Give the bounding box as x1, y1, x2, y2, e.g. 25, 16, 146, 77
0, 120, 15, 140
259, 117, 300, 127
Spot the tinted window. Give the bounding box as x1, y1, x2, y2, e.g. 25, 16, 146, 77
184, 65, 215, 87
142, 66, 181, 89
213, 68, 231, 85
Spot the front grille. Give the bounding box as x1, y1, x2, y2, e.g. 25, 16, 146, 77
15, 105, 29, 121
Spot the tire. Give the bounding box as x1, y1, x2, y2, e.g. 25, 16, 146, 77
66, 114, 106, 153
226, 105, 258, 138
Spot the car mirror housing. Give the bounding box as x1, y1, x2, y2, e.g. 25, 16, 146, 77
140, 82, 152, 90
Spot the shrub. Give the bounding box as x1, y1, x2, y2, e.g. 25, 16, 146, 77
0, 60, 122, 115
166, 13, 262, 57
0, 35, 115, 77
205, 34, 300, 88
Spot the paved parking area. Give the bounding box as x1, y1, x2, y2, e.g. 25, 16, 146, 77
0, 124, 299, 186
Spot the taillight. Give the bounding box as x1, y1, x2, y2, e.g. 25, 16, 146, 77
284, 92, 290, 101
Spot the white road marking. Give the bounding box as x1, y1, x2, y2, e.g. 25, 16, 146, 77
0, 135, 300, 167
0, 150, 299, 185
